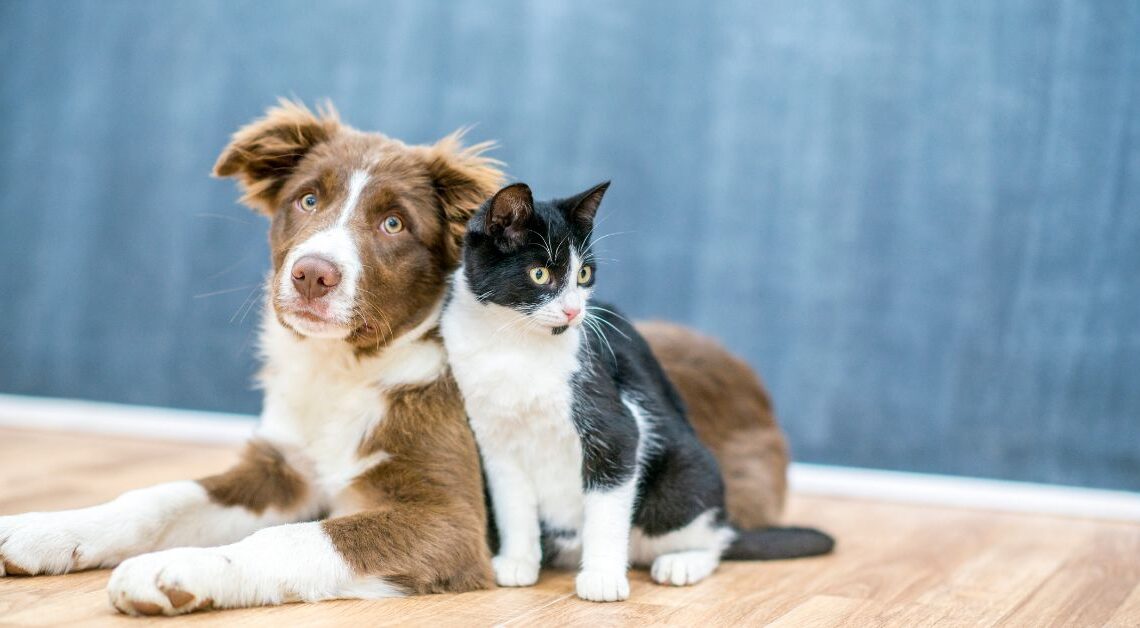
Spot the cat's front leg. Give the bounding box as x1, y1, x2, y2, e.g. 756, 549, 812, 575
576, 480, 636, 602
483, 456, 541, 587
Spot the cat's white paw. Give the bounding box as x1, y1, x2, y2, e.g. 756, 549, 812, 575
650, 550, 719, 586
575, 568, 630, 602
492, 555, 540, 587
0, 512, 107, 576
108, 548, 230, 616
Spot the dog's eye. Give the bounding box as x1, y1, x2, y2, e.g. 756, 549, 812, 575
381, 215, 404, 234
296, 193, 318, 212
529, 266, 551, 285
577, 265, 592, 285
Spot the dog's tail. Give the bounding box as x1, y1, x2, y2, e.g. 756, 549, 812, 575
722, 526, 835, 560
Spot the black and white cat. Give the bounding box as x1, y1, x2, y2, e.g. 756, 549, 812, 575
440, 182, 833, 602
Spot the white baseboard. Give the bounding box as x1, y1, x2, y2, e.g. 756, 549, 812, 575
0, 393, 254, 444
788, 464, 1140, 522
1, 393, 1137, 522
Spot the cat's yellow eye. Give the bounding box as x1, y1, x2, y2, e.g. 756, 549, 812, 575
530, 266, 551, 285
577, 265, 592, 285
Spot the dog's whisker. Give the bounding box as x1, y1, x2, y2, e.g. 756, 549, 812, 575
195, 284, 259, 299
230, 284, 264, 325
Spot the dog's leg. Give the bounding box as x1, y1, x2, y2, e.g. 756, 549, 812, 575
106, 500, 491, 616
0, 440, 317, 577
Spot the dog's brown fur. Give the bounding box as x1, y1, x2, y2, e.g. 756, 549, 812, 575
198, 440, 310, 515
639, 321, 789, 528
327, 374, 493, 594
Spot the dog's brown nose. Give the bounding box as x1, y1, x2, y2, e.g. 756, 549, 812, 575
291, 255, 342, 300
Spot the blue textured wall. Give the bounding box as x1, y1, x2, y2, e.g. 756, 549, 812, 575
1, 1, 1137, 490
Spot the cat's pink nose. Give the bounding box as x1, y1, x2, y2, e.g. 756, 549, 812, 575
562, 307, 581, 321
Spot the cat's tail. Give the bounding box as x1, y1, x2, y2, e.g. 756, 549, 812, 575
722, 526, 835, 560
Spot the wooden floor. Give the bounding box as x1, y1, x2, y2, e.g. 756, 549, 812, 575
0, 428, 1138, 627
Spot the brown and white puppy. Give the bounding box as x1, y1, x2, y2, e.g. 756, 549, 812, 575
0, 102, 502, 614
0, 102, 790, 616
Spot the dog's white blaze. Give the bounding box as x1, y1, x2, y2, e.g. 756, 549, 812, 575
336, 170, 371, 228
275, 169, 372, 337
275, 233, 358, 338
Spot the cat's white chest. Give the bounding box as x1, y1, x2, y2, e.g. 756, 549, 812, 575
469, 393, 586, 530
442, 290, 588, 530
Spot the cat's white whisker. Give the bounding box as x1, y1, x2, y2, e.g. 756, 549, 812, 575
583, 315, 619, 365
529, 229, 554, 261
586, 312, 632, 342
586, 305, 634, 327
580, 230, 633, 259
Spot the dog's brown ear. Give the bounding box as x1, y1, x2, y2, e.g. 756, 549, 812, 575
420, 129, 505, 264
213, 99, 341, 214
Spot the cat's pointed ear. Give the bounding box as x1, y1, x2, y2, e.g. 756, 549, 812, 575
563, 181, 610, 231
481, 183, 534, 250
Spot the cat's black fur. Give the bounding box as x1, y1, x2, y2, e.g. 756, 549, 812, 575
460, 182, 834, 564
463, 182, 599, 312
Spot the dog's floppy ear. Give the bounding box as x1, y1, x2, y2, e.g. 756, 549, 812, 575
213, 99, 341, 214
420, 129, 505, 264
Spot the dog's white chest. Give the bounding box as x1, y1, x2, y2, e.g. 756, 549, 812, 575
260, 369, 387, 501
256, 315, 446, 506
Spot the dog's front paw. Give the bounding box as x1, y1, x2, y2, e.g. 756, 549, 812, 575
108, 548, 229, 616
575, 568, 630, 602
0, 512, 102, 576
492, 555, 540, 587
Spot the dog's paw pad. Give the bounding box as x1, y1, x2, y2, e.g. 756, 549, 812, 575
161, 585, 197, 609
108, 549, 228, 616
129, 601, 165, 616
1, 559, 30, 576
0, 514, 91, 576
